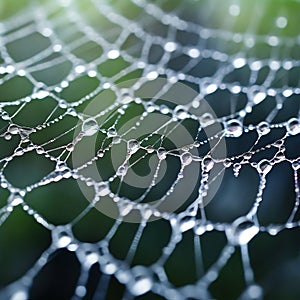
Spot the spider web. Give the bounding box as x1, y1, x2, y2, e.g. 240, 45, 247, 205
0, 0, 300, 299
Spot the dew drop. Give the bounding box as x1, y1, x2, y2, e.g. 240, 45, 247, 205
82, 118, 99, 136
127, 139, 140, 154
33, 90, 49, 99
97, 182, 110, 197
11, 290, 27, 300
14, 147, 24, 156
180, 152, 193, 165
128, 266, 153, 296
107, 127, 117, 137
179, 216, 196, 232
257, 159, 272, 175
174, 105, 188, 120
224, 119, 243, 137
146, 71, 158, 81
157, 147, 167, 160
246, 284, 263, 299
200, 112, 215, 127
164, 41, 177, 52
276, 16, 287, 28
8, 124, 19, 135
160, 105, 170, 114
146, 146, 155, 153
4, 133, 11, 140
286, 118, 300, 135
226, 217, 259, 245
107, 49, 120, 59
252, 91, 266, 104
232, 57, 246, 69
202, 156, 214, 172
187, 48, 200, 58
102, 261, 117, 275
117, 164, 128, 176
66, 143, 74, 152
257, 121, 270, 135
112, 136, 121, 144
119, 89, 133, 104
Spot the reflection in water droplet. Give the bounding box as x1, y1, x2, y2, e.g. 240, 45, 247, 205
286, 118, 300, 135
82, 118, 99, 136
224, 119, 243, 137
128, 266, 153, 296
127, 139, 140, 154
181, 152, 193, 165
257, 159, 272, 175
257, 121, 270, 136
202, 156, 214, 172
117, 164, 128, 176
157, 147, 167, 160
97, 182, 110, 196
226, 217, 259, 245
174, 105, 189, 120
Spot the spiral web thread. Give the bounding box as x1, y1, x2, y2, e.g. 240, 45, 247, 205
0, 0, 300, 299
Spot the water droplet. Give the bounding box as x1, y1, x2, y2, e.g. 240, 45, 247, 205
174, 105, 188, 120
268, 35, 279, 47
56, 230, 72, 248
75, 286, 86, 297
157, 147, 167, 160
229, 4, 240, 16
246, 284, 263, 299
75, 65, 85, 74
187, 48, 200, 58
102, 261, 117, 274
82, 118, 99, 136
128, 266, 153, 296
202, 156, 214, 172
226, 217, 259, 245
117, 164, 128, 176
112, 136, 121, 144
36, 146, 44, 154
146, 102, 156, 113
276, 16, 287, 28
232, 57, 246, 69
4, 133, 11, 140
127, 139, 140, 154
160, 105, 170, 114
180, 152, 193, 165
179, 216, 196, 232
205, 83, 218, 94
292, 160, 300, 170
252, 91, 266, 104
286, 118, 300, 135
10, 193, 23, 206
146, 71, 158, 81
146, 146, 155, 153
257, 121, 270, 135
233, 163, 241, 177
119, 89, 133, 104
200, 112, 215, 127
107, 127, 117, 137
225, 119, 243, 137
164, 41, 177, 52
97, 182, 110, 196
33, 90, 49, 99
11, 290, 27, 300
107, 49, 120, 59
119, 202, 133, 217
66, 143, 74, 152
8, 124, 19, 135
14, 147, 24, 156
257, 159, 272, 175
